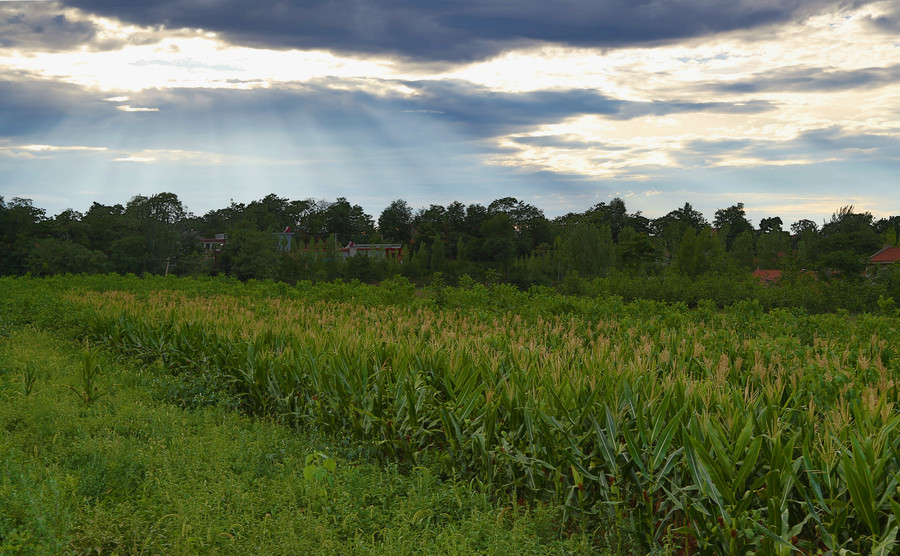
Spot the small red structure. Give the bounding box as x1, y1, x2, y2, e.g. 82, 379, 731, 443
200, 233, 227, 252
341, 242, 403, 263
867, 246, 900, 275
752, 269, 782, 285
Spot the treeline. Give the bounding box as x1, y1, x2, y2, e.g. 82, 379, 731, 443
1, 192, 899, 310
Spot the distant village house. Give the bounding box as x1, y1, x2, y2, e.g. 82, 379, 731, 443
340, 241, 403, 262
199, 233, 227, 252
867, 246, 900, 275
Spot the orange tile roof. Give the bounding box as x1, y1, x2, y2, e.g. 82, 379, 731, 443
869, 247, 900, 264
752, 269, 782, 284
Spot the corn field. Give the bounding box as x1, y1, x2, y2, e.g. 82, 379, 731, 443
67, 282, 900, 554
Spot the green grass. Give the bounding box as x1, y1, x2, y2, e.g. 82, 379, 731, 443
0, 327, 621, 555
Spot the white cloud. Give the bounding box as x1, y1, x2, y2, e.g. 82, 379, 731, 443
112, 155, 157, 163
115, 105, 159, 112
0, 144, 109, 159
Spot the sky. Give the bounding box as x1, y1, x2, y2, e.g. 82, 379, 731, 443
1, 0, 899, 228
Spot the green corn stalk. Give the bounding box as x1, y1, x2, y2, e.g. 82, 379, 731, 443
621, 393, 686, 546
64, 347, 113, 405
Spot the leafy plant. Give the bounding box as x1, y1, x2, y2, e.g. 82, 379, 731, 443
303, 452, 337, 487
21, 361, 40, 397
64, 347, 113, 405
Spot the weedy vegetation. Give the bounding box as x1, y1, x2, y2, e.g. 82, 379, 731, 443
62, 347, 114, 405
1, 273, 899, 554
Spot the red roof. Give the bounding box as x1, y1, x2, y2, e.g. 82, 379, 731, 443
869, 247, 900, 264
752, 269, 782, 284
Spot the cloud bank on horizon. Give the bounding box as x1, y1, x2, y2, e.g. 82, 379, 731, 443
1, 0, 898, 226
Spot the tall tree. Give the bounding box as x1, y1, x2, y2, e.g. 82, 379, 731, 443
818, 205, 881, 276
586, 197, 650, 240
487, 197, 552, 256
479, 212, 516, 267
756, 228, 791, 269
651, 202, 708, 262
0, 197, 47, 275
758, 216, 783, 234
323, 197, 373, 243
559, 222, 615, 278
124, 192, 189, 274
713, 202, 753, 250
377, 199, 414, 243
674, 227, 722, 277
429, 233, 448, 273
224, 229, 279, 281
617, 226, 657, 272
243, 193, 291, 231
413, 204, 447, 246
730, 230, 756, 270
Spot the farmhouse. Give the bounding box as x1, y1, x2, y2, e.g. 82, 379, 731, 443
867, 246, 900, 275
199, 233, 227, 252
341, 242, 403, 262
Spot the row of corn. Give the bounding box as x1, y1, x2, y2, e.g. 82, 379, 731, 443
71, 288, 900, 554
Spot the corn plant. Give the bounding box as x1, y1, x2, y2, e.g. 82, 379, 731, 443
62, 281, 900, 554
64, 347, 113, 405
21, 361, 40, 396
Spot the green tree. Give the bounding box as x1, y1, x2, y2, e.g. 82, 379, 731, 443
0, 197, 47, 275
756, 229, 791, 269
225, 229, 279, 280
818, 205, 881, 276
791, 219, 819, 268
560, 222, 615, 278
25, 238, 111, 276
479, 212, 516, 269
413, 204, 447, 246
674, 227, 722, 277
323, 197, 374, 243
585, 197, 651, 240
243, 193, 291, 231
109, 235, 145, 274
617, 226, 657, 272
378, 199, 414, 243
124, 192, 189, 274
49, 209, 90, 246
650, 202, 708, 262
758, 216, 784, 234
713, 202, 753, 250
730, 230, 756, 270
429, 233, 448, 273
487, 197, 552, 256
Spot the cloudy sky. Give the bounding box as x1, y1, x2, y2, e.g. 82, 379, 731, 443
1, 0, 899, 227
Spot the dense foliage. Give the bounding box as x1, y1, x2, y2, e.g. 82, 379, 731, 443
3, 274, 899, 553
1, 194, 898, 312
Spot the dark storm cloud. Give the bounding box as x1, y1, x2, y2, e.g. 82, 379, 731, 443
63, 0, 860, 62
0, 3, 97, 51
303, 80, 774, 138
400, 80, 622, 135
713, 64, 900, 94
0, 2, 164, 52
